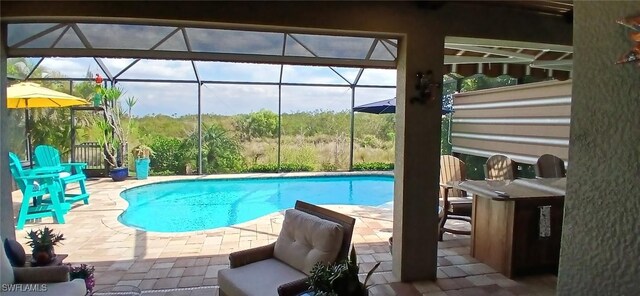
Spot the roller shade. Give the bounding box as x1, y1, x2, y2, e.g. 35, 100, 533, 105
451, 80, 572, 165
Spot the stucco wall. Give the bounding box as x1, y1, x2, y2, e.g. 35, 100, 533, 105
557, 2, 640, 295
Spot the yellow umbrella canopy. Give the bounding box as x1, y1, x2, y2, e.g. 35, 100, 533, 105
7, 82, 89, 108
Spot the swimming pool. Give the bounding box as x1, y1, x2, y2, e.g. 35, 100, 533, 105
118, 175, 393, 232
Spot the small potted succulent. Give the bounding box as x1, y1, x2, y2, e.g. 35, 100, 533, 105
25, 227, 65, 266
133, 144, 154, 180
308, 246, 380, 296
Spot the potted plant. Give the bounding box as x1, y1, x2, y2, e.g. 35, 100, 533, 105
95, 86, 137, 181
308, 246, 380, 296
133, 144, 154, 180
68, 263, 95, 294
25, 227, 65, 266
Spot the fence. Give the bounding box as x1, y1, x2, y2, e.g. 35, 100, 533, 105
73, 142, 108, 177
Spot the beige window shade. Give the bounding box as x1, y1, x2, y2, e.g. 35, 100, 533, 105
452, 80, 572, 165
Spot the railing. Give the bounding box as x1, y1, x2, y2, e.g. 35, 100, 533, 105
73, 142, 108, 177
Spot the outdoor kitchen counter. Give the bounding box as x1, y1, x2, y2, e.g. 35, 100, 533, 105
450, 178, 566, 278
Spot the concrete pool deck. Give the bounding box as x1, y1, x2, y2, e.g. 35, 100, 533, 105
10, 174, 557, 295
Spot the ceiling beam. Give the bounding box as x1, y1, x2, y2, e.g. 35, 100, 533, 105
529, 59, 572, 71
530, 59, 573, 66
446, 36, 573, 53
8, 47, 397, 69
444, 56, 531, 64
445, 44, 535, 60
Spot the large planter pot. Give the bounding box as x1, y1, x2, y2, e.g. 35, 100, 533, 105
109, 167, 129, 182
135, 158, 151, 180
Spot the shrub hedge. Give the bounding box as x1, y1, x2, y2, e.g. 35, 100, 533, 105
352, 162, 394, 171
244, 163, 314, 173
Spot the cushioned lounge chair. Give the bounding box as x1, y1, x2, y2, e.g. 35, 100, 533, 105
218, 200, 356, 296
1, 238, 86, 296
34, 145, 89, 205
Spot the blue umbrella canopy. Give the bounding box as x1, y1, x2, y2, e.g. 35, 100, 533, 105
353, 98, 396, 114
353, 97, 453, 115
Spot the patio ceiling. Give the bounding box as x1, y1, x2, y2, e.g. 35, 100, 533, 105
445, 37, 573, 72
487, 1, 573, 17
6, 22, 398, 70
6, 21, 573, 83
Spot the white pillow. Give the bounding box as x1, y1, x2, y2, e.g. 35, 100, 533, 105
274, 209, 344, 275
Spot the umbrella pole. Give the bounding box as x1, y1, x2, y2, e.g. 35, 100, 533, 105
25, 105, 36, 206
25, 108, 33, 168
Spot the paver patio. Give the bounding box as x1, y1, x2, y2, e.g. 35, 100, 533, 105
10, 174, 557, 295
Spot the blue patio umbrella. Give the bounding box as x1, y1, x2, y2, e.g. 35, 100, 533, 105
353, 97, 453, 115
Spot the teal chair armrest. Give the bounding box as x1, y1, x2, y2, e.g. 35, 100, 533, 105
63, 162, 87, 168
14, 173, 61, 180
61, 163, 87, 174
62, 163, 87, 171
23, 166, 64, 176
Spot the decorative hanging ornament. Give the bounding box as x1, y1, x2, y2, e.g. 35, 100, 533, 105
616, 15, 640, 65
617, 15, 640, 31
92, 93, 102, 107
616, 45, 640, 64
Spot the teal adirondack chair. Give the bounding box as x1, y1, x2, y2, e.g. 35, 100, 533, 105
9, 152, 71, 229
33, 145, 89, 205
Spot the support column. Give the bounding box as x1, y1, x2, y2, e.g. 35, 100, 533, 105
392, 31, 445, 281
277, 83, 282, 170
349, 86, 355, 171
197, 83, 202, 175
0, 23, 15, 239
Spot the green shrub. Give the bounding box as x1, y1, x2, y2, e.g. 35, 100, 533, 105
150, 170, 175, 176
149, 136, 188, 175
244, 164, 279, 173
352, 162, 394, 171
182, 123, 246, 174
321, 162, 338, 172
234, 109, 278, 141
280, 163, 313, 172
244, 163, 314, 173
359, 134, 380, 148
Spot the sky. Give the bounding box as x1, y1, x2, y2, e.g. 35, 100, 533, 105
32, 57, 397, 117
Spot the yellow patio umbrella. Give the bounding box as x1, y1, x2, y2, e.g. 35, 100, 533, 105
6, 82, 90, 166
7, 82, 89, 108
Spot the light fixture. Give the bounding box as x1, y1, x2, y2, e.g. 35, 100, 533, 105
411, 70, 441, 104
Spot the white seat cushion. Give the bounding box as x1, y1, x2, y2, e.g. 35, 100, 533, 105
218, 258, 306, 296
273, 209, 344, 275
59, 172, 71, 178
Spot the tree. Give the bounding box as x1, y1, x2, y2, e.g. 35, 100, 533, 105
234, 109, 278, 141
180, 123, 246, 174
149, 136, 188, 174
200, 123, 245, 173
95, 87, 127, 168
7, 59, 76, 158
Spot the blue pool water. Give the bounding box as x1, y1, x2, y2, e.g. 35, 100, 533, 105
118, 175, 394, 232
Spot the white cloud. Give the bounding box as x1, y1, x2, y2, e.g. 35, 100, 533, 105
40, 58, 101, 78
119, 60, 196, 80
35, 58, 397, 116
